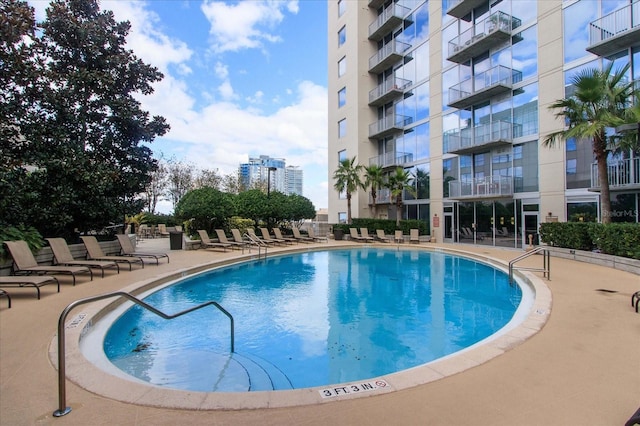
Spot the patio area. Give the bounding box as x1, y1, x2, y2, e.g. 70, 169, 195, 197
1, 237, 638, 425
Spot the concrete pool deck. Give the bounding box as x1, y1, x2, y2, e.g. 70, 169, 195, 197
1, 237, 639, 425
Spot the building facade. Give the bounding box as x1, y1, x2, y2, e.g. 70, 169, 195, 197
328, 0, 640, 248
239, 155, 303, 196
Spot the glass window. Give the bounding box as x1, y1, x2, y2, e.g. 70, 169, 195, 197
338, 149, 347, 162
513, 141, 538, 192
415, 163, 430, 200
338, 56, 346, 77
414, 43, 429, 85
338, 87, 346, 108
338, 212, 347, 223
415, 122, 430, 161
443, 157, 458, 198
338, 119, 346, 138
566, 158, 577, 174
338, 26, 346, 47
512, 25, 537, 81
513, 82, 538, 137
563, 1, 596, 63
567, 202, 597, 222
338, 0, 345, 17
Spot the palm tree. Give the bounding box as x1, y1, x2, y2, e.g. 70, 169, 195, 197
386, 167, 416, 226
543, 62, 636, 223
332, 157, 363, 224
363, 164, 384, 218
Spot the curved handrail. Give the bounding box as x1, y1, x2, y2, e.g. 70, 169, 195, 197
509, 246, 551, 284
53, 291, 234, 417
244, 232, 268, 259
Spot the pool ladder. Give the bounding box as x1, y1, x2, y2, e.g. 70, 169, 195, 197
53, 291, 234, 418
244, 232, 268, 259
509, 247, 551, 285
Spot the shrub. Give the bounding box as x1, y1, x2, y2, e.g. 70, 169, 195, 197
0, 225, 44, 260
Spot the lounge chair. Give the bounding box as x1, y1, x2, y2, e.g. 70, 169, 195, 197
349, 228, 373, 242
291, 227, 314, 243
375, 229, 392, 243
260, 227, 286, 245
247, 228, 277, 245
410, 229, 420, 244
80, 236, 144, 270
273, 228, 298, 244
116, 234, 169, 265
4, 240, 92, 286
360, 228, 375, 242
231, 228, 252, 246
308, 228, 328, 242
0, 275, 60, 299
394, 230, 404, 243
47, 237, 120, 277
197, 230, 231, 252
215, 229, 247, 250
0, 289, 10, 308
157, 224, 170, 238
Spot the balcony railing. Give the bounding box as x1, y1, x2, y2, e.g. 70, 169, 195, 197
448, 175, 513, 199
448, 65, 522, 109
587, 1, 640, 56
371, 188, 392, 204
447, 11, 520, 63
369, 151, 414, 168
369, 114, 412, 139
369, 3, 411, 41
444, 121, 514, 154
369, 76, 411, 106
369, 40, 411, 74
591, 158, 640, 190
445, 0, 487, 21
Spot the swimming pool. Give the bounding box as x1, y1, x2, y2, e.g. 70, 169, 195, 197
95, 248, 525, 393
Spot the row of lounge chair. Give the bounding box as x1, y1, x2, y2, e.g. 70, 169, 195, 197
194, 227, 328, 252
0, 235, 170, 307
349, 228, 427, 244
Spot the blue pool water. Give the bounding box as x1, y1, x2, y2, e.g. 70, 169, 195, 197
103, 248, 522, 392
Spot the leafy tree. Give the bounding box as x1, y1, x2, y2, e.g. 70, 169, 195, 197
166, 159, 194, 210
332, 157, 363, 224
235, 189, 268, 225
544, 63, 636, 223
221, 171, 243, 194
0, 0, 168, 238
194, 168, 222, 190
363, 164, 384, 218
386, 167, 416, 226
174, 187, 236, 234
144, 159, 168, 214
283, 193, 316, 228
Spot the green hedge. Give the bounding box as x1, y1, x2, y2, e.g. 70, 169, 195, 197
331, 218, 428, 236
539, 222, 640, 259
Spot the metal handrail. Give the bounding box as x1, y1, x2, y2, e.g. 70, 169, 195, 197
53, 291, 234, 417
508, 246, 551, 284
244, 232, 268, 259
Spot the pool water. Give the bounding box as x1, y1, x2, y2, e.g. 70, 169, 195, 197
103, 248, 522, 392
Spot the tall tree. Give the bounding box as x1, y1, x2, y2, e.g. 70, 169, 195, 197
332, 157, 363, 224
386, 167, 416, 226
544, 63, 635, 223
144, 160, 168, 214
166, 159, 194, 210
363, 164, 384, 218
0, 0, 169, 237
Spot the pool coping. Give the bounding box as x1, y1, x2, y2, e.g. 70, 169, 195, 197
49, 244, 552, 410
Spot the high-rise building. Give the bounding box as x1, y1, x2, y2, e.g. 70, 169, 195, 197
238, 155, 303, 196
328, 0, 640, 248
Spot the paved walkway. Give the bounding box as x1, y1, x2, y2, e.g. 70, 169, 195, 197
1, 237, 639, 425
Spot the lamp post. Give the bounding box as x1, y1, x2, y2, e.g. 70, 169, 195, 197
267, 167, 277, 197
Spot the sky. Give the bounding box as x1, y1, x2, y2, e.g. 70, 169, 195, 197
29, 0, 328, 214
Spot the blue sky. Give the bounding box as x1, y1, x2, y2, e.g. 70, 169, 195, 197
30, 0, 328, 214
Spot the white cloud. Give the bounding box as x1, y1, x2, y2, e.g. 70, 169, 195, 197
201, 0, 298, 53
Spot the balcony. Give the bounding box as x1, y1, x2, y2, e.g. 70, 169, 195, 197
590, 158, 640, 191
372, 188, 392, 204
369, 3, 411, 41
445, 0, 487, 21
369, 114, 412, 139
448, 65, 521, 109
587, 1, 640, 57
444, 121, 515, 155
368, 0, 385, 10
369, 40, 411, 74
448, 176, 513, 200
369, 151, 414, 169
369, 76, 411, 106
447, 11, 520, 64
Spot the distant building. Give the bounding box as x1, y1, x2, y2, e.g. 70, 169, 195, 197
239, 155, 303, 196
